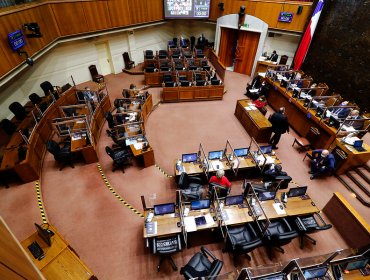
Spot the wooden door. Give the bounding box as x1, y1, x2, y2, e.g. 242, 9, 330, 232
95, 42, 113, 75
218, 27, 238, 68
234, 30, 260, 75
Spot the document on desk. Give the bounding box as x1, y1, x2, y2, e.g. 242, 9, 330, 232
204, 213, 215, 225
71, 134, 82, 141
146, 221, 157, 235
184, 217, 197, 232
273, 203, 286, 215
210, 160, 224, 171
258, 72, 266, 78
126, 139, 137, 145
133, 142, 144, 150
265, 156, 275, 164
341, 125, 356, 132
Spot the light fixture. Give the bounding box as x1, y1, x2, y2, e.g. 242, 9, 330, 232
23, 22, 42, 38
17, 50, 34, 66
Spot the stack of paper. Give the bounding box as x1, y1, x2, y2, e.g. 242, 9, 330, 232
273, 203, 286, 215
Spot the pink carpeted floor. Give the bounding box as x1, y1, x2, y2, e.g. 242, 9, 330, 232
0, 69, 368, 280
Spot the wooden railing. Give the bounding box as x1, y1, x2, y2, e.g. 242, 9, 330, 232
208, 49, 226, 81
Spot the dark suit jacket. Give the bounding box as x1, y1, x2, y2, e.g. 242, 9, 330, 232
269, 112, 289, 134
269, 53, 278, 62
312, 149, 335, 172
332, 107, 350, 119
344, 115, 363, 130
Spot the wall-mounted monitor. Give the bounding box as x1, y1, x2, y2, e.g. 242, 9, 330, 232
278, 12, 294, 23
8, 29, 26, 51
164, 0, 211, 19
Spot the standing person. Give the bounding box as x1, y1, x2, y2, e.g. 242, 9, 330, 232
268, 107, 289, 149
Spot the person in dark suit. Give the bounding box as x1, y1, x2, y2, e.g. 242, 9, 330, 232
263, 164, 288, 181
268, 107, 289, 149
309, 149, 335, 179
343, 109, 363, 130
331, 101, 351, 119
269, 50, 278, 62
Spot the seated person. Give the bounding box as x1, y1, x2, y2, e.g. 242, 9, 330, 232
306, 83, 317, 96
343, 110, 363, 130
269, 50, 278, 62
330, 101, 351, 119
309, 149, 335, 180
263, 164, 287, 181
209, 169, 231, 189
83, 87, 95, 101
115, 107, 126, 124
253, 96, 267, 110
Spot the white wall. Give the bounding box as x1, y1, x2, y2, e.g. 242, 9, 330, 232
263, 32, 301, 66
0, 21, 216, 120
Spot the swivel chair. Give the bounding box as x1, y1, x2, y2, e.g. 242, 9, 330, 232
279, 55, 288, 65
209, 182, 230, 200
40, 81, 60, 99
105, 112, 115, 129
158, 50, 168, 59
292, 127, 320, 153
177, 172, 203, 201
294, 213, 332, 249
46, 140, 74, 171
144, 50, 154, 59
88, 65, 104, 83
180, 246, 223, 279
9, 102, 28, 121
105, 146, 132, 172
28, 93, 42, 105
1, 119, 17, 136
263, 218, 299, 260
225, 223, 263, 265
122, 52, 135, 69
152, 233, 182, 272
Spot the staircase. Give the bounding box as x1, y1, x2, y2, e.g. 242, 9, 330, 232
336, 165, 370, 207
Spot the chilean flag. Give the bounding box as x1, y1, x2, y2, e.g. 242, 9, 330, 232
293, 0, 325, 70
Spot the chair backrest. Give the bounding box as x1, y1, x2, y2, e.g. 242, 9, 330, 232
88, 65, 99, 77
9, 102, 27, 121
279, 55, 288, 65
123, 52, 130, 62
46, 140, 61, 156
40, 81, 54, 96
105, 146, 114, 159
1, 119, 17, 135
29, 93, 42, 105
178, 172, 189, 189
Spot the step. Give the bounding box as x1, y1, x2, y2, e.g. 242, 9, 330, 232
355, 167, 370, 185
336, 175, 370, 207
346, 171, 370, 198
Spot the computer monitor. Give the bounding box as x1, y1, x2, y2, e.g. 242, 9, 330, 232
211, 79, 221, 85
154, 203, 175, 215
293, 88, 301, 98
287, 186, 307, 197
260, 145, 273, 154
316, 106, 325, 117
234, 148, 249, 157
180, 81, 190, 87
196, 80, 205, 86
34, 223, 53, 246
258, 191, 276, 201
341, 257, 369, 271
280, 79, 288, 88
182, 153, 198, 163
208, 150, 223, 160
225, 195, 244, 206
328, 115, 341, 129
302, 266, 329, 280
304, 97, 310, 107
243, 181, 253, 198
190, 199, 211, 210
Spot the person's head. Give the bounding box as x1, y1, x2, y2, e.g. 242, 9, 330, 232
272, 50, 276, 54
350, 109, 359, 117
310, 83, 317, 88
321, 149, 330, 158
216, 169, 225, 179
85, 87, 90, 90
117, 107, 124, 113
279, 107, 285, 114
340, 101, 349, 106
129, 84, 136, 89
274, 164, 283, 172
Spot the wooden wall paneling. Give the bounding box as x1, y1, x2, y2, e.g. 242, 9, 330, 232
218, 27, 238, 68
252, 2, 283, 28
0, 263, 25, 280
0, 40, 14, 78
51, 2, 90, 36
106, 0, 131, 27
234, 30, 260, 75
146, 0, 164, 22
277, 3, 312, 32
81, 0, 112, 31
209, 0, 224, 21
127, 0, 148, 24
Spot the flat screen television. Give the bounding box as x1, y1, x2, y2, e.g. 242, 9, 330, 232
225, 195, 244, 206
302, 266, 329, 280
287, 186, 307, 197
182, 153, 198, 163
260, 145, 273, 154
208, 150, 223, 160
258, 191, 276, 201
164, 0, 211, 19
8, 29, 26, 51
154, 203, 176, 215
190, 199, 210, 210
234, 148, 249, 157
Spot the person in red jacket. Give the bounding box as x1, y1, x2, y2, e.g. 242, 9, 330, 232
209, 169, 231, 188
253, 96, 267, 111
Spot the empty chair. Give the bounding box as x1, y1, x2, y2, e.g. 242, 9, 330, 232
225, 223, 263, 265
292, 127, 320, 152
158, 50, 168, 59
263, 218, 299, 260
163, 74, 173, 83
46, 140, 74, 171
28, 93, 42, 105
152, 234, 182, 272
88, 65, 104, 83
294, 213, 332, 249
9, 102, 27, 121
144, 50, 154, 59
105, 146, 132, 172
180, 246, 223, 280
279, 55, 288, 65
1, 119, 17, 136
40, 81, 60, 99
123, 52, 135, 69
171, 49, 180, 59
178, 172, 203, 201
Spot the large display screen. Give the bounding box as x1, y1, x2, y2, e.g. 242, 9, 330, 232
164, 0, 210, 19
8, 30, 26, 51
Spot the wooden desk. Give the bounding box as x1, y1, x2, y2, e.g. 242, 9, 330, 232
162, 84, 224, 102
21, 224, 96, 280
265, 78, 337, 149
221, 205, 253, 226
186, 207, 218, 231
255, 60, 278, 74
130, 144, 155, 168
235, 99, 272, 143
143, 210, 181, 238
333, 139, 370, 175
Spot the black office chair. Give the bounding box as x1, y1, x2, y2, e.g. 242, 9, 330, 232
1, 119, 17, 136
144, 50, 154, 59
152, 233, 182, 272
180, 246, 223, 280
9, 102, 28, 121
163, 74, 173, 83
105, 146, 132, 172
208, 182, 230, 200
88, 65, 104, 83
28, 93, 42, 105
294, 213, 332, 249
279, 55, 288, 65
46, 140, 74, 171
40, 81, 60, 99
105, 112, 116, 129
263, 218, 299, 260
225, 223, 263, 265
122, 52, 135, 69
158, 50, 168, 59
178, 172, 203, 201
